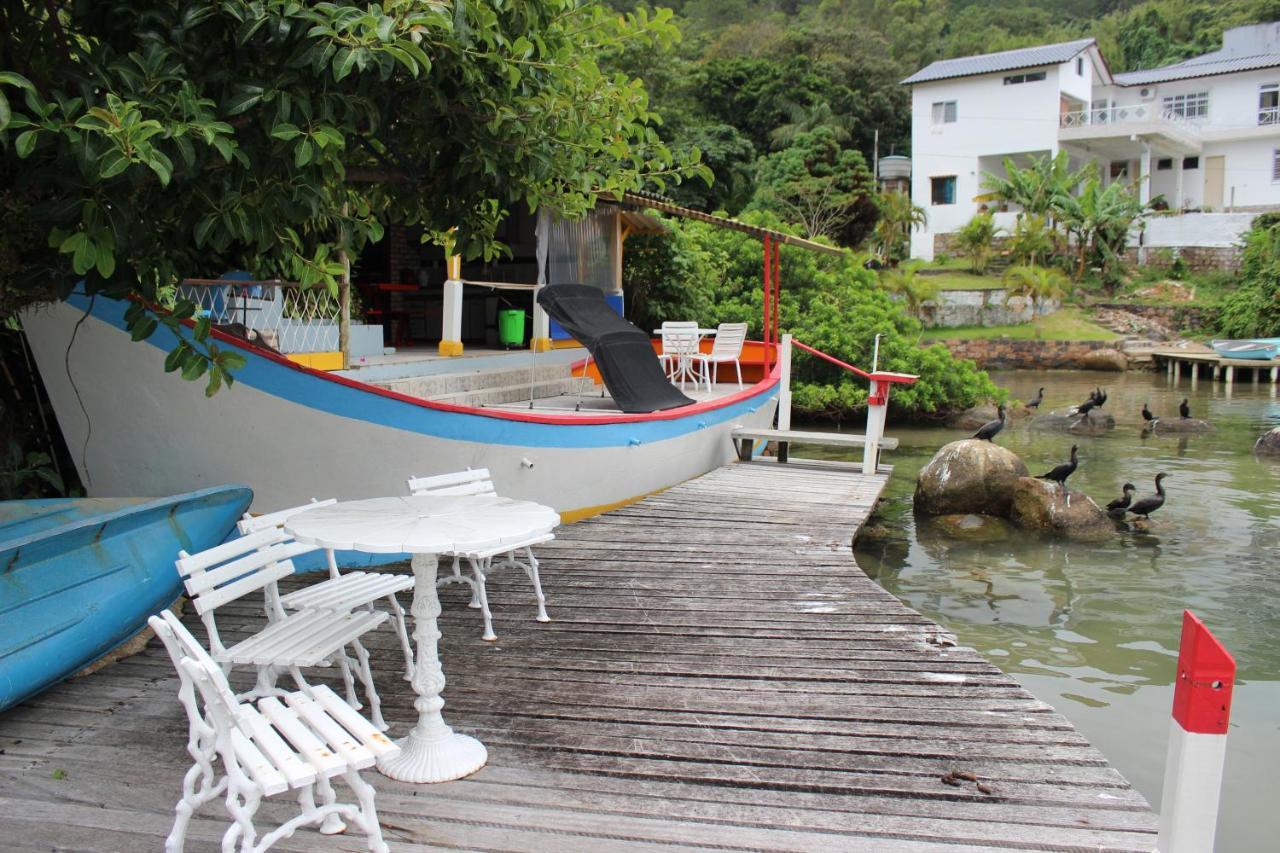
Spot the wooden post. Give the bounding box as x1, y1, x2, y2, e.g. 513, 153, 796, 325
1272, 365, 1278, 384
1225, 365, 1234, 386
777, 334, 792, 463
439, 251, 464, 357
1212, 364, 1220, 382
1190, 361, 1198, 388
862, 381, 888, 476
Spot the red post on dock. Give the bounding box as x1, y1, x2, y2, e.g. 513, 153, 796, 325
1157, 610, 1235, 853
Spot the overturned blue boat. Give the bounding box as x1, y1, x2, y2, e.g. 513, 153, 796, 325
1210, 339, 1279, 360
0, 485, 252, 712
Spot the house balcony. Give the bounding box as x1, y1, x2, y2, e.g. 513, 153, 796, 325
1059, 107, 1202, 156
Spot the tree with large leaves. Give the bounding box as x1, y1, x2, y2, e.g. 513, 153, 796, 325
0, 0, 704, 393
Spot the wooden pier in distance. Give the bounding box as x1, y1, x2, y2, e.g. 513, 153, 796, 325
0, 461, 1157, 850
1152, 346, 1280, 386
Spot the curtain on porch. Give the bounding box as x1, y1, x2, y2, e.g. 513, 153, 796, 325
539, 205, 617, 293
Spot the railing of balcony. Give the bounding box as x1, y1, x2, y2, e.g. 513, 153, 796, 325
1259, 106, 1280, 126
1060, 106, 1192, 129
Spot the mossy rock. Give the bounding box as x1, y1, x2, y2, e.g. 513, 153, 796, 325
1256, 427, 1280, 456
1152, 417, 1214, 434
914, 439, 1029, 517
1008, 477, 1114, 542
1029, 409, 1115, 435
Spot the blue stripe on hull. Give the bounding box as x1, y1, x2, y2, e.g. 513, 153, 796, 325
70, 293, 779, 450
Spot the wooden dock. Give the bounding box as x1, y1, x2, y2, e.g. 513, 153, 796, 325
0, 461, 1157, 850
1151, 346, 1280, 385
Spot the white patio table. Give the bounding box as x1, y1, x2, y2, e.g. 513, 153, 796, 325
284, 494, 559, 783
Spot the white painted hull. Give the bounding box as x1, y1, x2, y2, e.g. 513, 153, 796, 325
21, 297, 777, 519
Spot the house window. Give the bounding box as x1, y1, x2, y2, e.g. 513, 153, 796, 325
1183, 156, 1200, 170
931, 101, 957, 124
1091, 98, 1110, 124
1162, 92, 1209, 119
930, 176, 956, 205
1157, 158, 1173, 171
1272, 149, 1280, 182
1003, 71, 1046, 85
1109, 161, 1130, 181
1076, 57, 1084, 76
1260, 83, 1280, 125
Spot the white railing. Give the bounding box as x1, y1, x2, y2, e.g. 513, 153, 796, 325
173, 279, 343, 354
1260, 107, 1280, 126
1060, 106, 1193, 129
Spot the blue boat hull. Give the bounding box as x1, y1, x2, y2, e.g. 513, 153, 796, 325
1210, 340, 1279, 361
0, 485, 252, 712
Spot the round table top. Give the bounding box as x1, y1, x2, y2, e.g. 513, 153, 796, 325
283, 494, 560, 555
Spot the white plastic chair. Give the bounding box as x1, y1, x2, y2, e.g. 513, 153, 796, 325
238, 501, 415, 681
174, 528, 389, 729
407, 468, 552, 641
149, 610, 398, 853
658, 321, 702, 389
690, 322, 748, 390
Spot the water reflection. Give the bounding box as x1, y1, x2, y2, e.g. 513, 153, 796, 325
834, 370, 1280, 851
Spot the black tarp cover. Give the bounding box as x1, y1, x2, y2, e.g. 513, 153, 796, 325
536, 284, 696, 414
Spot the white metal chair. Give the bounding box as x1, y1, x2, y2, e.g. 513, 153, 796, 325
174, 528, 389, 729
407, 468, 552, 641
149, 610, 398, 853
690, 322, 748, 390
238, 501, 416, 681
658, 321, 702, 389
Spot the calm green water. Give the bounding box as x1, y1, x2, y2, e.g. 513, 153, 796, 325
843, 370, 1280, 853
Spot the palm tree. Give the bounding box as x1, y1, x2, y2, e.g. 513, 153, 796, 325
1055, 177, 1149, 282
979, 151, 1094, 219
952, 212, 1000, 274
1003, 264, 1069, 315
1007, 214, 1055, 267
768, 100, 854, 150
870, 191, 927, 266
881, 263, 939, 320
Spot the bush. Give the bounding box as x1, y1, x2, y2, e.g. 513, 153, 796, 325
952, 213, 1000, 274
1216, 222, 1280, 338
623, 210, 1002, 420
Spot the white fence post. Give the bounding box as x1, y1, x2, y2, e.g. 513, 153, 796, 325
862, 380, 887, 475
439, 277, 464, 356
1156, 610, 1235, 853
779, 334, 792, 432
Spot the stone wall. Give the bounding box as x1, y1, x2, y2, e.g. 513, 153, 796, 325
928, 338, 1127, 370
1123, 245, 1243, 272
916, 287, 1059, 328
1093, 302, 1210, 334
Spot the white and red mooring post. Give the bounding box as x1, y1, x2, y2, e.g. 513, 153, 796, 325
1156, 610, 1236, 853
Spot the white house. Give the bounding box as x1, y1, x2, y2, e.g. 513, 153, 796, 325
902, 23, 1280, 261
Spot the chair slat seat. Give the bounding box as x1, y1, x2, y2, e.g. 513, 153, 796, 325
283, 691, 377, 770
218, 608, 387, 669
451, 531, 554, 560
305, 685, 399, 759
231, 717, 298, 796
279, 571, 413, 612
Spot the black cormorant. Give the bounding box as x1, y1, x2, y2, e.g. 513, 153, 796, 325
1142, 403, 1155, 422
1026, 388, 1045, 409
973, 405, 1007, 442
1179, 398, 1191, 419
1129, 473, 1168, 518
1107, 483, 1136, 515
1038, 444, 1079, 492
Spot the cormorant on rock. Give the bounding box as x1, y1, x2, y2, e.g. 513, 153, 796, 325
1071, 387, 1105, 417
1107, 483, 1136, 516
1026, 388, 1045, 410
1141, 403, 1156, 422
1075, 397, 1097, 417
1038, 444, 1079, 493
1179, 398, 1191, 419
1128, 473, 1168, 519
973, 405, 1007, 442
1093, 387, 1108, 408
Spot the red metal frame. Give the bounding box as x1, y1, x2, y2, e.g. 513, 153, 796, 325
1171, 610, 1236, 735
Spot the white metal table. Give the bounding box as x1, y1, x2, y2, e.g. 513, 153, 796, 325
654, 327, 716, 389
285, 494, 559, 783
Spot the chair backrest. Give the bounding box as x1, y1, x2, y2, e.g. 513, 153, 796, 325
238, 498, 338, 536
660, 321, 701, 358
709, 322, 748, 358
407, 468, 497, 498
175, 529, 317, 653
149, 610, 247, 737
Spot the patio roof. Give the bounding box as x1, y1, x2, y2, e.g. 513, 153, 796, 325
619, 191, 847, 257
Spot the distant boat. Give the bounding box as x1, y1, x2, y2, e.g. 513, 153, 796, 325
1210, 340, 1279, 361
0, 485, 252, 712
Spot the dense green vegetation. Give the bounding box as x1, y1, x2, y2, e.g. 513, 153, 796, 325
1215, 220, 1280, 339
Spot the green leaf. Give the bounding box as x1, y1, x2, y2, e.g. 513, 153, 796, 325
271, 122, 302, 140
225, 87, 263, 115
164, 344, 187, 372
0, 91, 9, 131
98, 150, 130, 179
15, 129, 37, 158
95, 246, 116, 279
181, 356, 208, 381
129, 315, 157, 341
218, 350, 247, 371
334, 48, 357, 82
193, 315, 211, 341
72, 236, 97, 275
0, 72, 34, 91
204, 367, 223, 397
147, 151, 173, 186
294, 139, 312, 167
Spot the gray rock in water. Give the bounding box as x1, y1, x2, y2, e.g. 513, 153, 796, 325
1008, 477, 1113, 541
929, 513, 1016, 542
1151, 417, 1214, 434
1029, 409, 1116, 435
1076, 348, 1128, 371
1256, 427, 1280, 456
914, 439, 1029, 517
946, 403, 1028, 431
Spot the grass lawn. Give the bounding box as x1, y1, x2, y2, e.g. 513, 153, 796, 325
921, 307, 1120, 341
915, 269, 1006, 290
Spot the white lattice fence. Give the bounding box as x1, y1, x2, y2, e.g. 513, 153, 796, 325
174, 281, 342, 354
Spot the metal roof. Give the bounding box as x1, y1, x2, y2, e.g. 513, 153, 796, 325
1113, 51, 1280, 86
901, 38, 1096, 85
619, 193, 846, 257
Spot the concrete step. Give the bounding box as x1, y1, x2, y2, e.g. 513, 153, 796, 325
429, 377, 596, 408
371, 363, 578, 399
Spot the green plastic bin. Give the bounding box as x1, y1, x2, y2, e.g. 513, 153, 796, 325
498, 309, 526, 348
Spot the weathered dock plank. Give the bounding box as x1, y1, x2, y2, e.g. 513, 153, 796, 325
0, 461, 1156, 850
